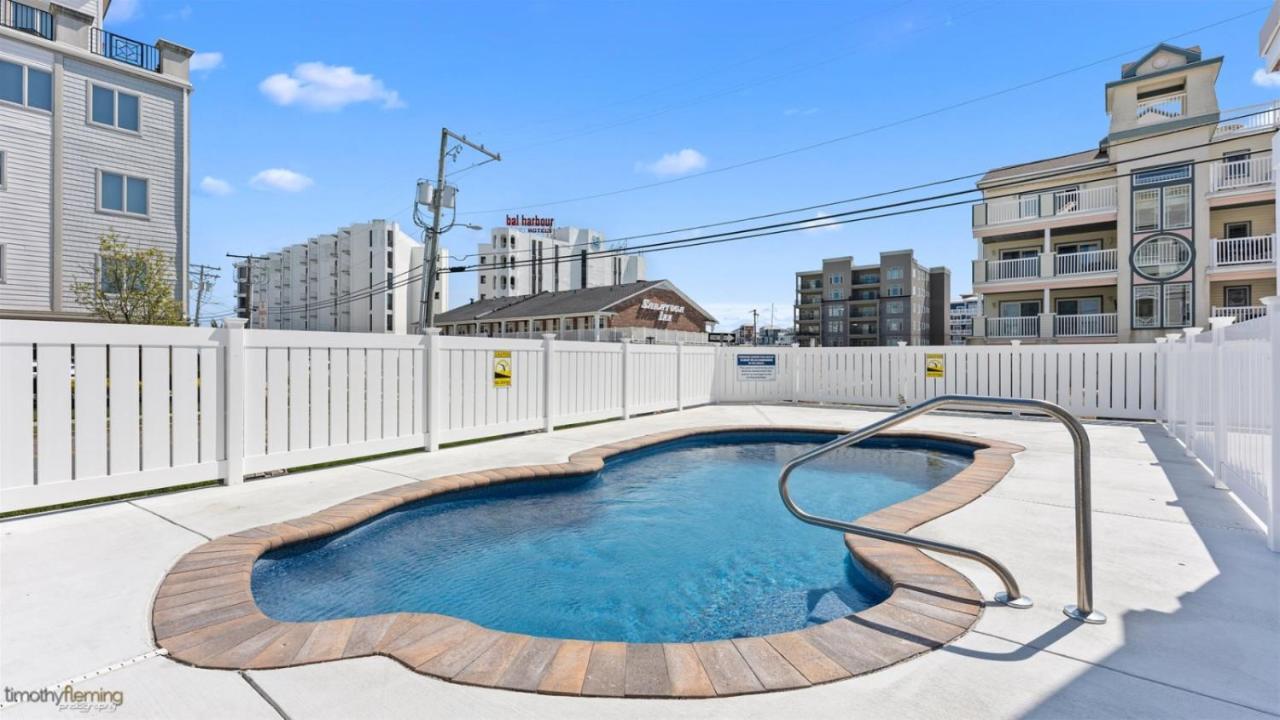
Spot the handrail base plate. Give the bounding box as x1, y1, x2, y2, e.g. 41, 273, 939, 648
995, 591, 1034, 609
1064, 604, 1108, 624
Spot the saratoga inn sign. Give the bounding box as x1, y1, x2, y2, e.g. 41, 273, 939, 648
640, 298, 686, 323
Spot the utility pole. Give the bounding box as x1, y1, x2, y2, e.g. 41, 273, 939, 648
416, 128, 501, 333
188, 263, 220, 326
226, 253, 268, 328
751, 308, 759, 346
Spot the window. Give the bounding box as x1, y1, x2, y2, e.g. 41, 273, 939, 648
1000, 300, 1041, 317
91, 85, 141, 131
98, 171, 148, 215
1132, 234, 1192, 280
829, 274, 842, 284
886, 319, 903, 332
98, 255, 146, 294
886, 285, 904, 297
479, 275, 486, 285
0, 61, 50, 111
886, 267, 903, 280
1224, 221, 1252, 239
1133, 188, 1160, 231
1133, 283, 1191, 328
1055, 241, 1101, 254
0, 151, 5, 190
885, 300, 904, 314
826, 321, 841, 333
1056, 297, 1102, 315
1224, 286, 1251, 307
830, 290, 842, 300
828, 306, 844, 318
1162, 184, 1190, 229
0, 244, 6, 283
1133, 164, 1191, 186
1000, 248, 1038, 260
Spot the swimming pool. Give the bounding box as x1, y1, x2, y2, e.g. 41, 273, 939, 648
251, 431, 972, 643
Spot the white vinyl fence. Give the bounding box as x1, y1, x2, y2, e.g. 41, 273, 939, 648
2, 315, 1276, 551
1159, 300, 1279, 550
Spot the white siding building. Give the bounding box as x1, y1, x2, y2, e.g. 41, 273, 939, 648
235, 220, 447, 334
476, 225, 644, 300
0, 0, 193, 319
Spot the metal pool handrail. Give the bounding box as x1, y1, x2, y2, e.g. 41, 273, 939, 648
778, 395, 1106, 624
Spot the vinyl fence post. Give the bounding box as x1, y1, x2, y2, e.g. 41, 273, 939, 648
1010, 340, 1023, 417
425, 328, 441, 452
1154, 337, 1169, 433
1262, 296, 1280, 551
1208, 317, 1234, 489
896, 341, 908, 409
1181, 328, 1203, 458
222, 318, 246, 486
543, 333, 556, 433
1164, 332, 1183, 439
621, 340, 632, 421
675, 341, 685, 412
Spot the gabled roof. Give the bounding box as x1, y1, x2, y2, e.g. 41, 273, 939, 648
435, 280, 718, 324
1121, 43, 1201, 78
979, 147, 1109, 184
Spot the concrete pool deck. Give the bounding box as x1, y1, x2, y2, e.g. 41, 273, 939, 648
1, 404, 1277, 718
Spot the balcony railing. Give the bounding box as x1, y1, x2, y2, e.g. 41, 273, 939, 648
1211, 306, 1268, 323
1214, 234, 1275, 266
1209, 156, 1273, 193
974, 183, 1117, 228
1212, 102, 1280, 140
1136, 92, 1186, 122
90, 28, 161, 72
987, 316, 1039, 338
1, 0, 52, 40
1055, 313, 1117, 337
1054, 248, 1118, 276
985, 256, 1040, 281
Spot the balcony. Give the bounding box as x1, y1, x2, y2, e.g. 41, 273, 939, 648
1208, 156, 1273, 194
1, 0, 52, 40
986, 316, 1039, 338
90, 28, 161, 72
973, 183, 1117, 229
1211, 306, 1268, 323
984, 256, 1040, 282
1213, 234, 1274, 267
1055, 313, 1118, 338
1136, 92, 1186, 123
1212, 101, 1280, 140
1054, 248, 1118, 276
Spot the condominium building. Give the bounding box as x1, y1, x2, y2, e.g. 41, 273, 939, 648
794, 251, 950, 347
475, 224, 644, 300
0, 0, 194, 319
949, 294, 982, 345
234, 220, 448, 334
968, 43, 1277, 344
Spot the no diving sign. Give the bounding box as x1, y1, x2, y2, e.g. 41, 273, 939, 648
736, 353, 777, 381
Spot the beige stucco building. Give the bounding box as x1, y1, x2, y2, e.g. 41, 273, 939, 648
968, 43, 1277, 344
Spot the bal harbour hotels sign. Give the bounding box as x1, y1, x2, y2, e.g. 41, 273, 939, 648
506, 215, 554, 234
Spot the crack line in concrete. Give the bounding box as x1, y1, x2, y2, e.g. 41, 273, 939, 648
983, 493, 1265, 534
127, 501, 212, 540
970, 629, 1280, 717
240, 670, 292, 720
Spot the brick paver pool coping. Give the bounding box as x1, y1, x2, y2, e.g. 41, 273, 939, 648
152, 426, 1023, 698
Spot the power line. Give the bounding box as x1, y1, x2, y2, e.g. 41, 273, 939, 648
218, 135, 1270, 320
459, 5, 1268, 216
449, 105, 1273, 262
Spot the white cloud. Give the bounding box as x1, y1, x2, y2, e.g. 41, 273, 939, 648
1252, 67, 1280, 88
108, 0, 140, 21
784, 107, 819, 117
199, 176, 232, 196
190, 52, 223, 72
800, 212, 840, 234
259, 62, 404, 111
703, 302, 793, 332
635, 148, 707, 177
249, 169, 313, 193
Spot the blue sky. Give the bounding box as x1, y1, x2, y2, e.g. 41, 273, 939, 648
109, 0, 1279, 328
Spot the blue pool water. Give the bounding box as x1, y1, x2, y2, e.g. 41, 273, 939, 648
251, 432, 971, 643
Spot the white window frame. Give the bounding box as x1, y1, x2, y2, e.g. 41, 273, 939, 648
1133, 188, 1160, 232
885, 300, 904, 315
96, 169, 151, 218
88, 82, 142, 134
0, 60, 51, 113
0, 150, 5, 191
0, 244, 6, 283
886, 267, 904, 280
1132, 282, 1191, 329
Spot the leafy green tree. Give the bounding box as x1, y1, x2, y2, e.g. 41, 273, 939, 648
72, 233, 184, 326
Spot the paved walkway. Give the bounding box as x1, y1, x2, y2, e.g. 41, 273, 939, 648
2, 404, 1277, 719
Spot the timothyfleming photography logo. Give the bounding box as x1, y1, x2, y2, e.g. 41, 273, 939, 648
3, 685, 125, 712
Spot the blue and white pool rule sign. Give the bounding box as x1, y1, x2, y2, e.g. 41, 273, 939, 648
736, 353, 778, 381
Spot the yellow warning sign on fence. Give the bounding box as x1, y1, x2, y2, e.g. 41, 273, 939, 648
925, 353, 945, 379
493, 351, 512, 387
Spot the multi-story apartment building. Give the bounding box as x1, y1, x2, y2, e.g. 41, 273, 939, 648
969, 43, 1277, 344
0, 1, 193, 320
949, 294, 982, 345
476, 224, 644, 300
234, 220, 447, 334
794, 251, 950, 347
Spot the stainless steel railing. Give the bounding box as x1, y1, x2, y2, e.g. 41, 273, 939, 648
778, 395, 1106, 624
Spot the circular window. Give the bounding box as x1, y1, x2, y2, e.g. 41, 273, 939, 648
1132, 234, 1193, 281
